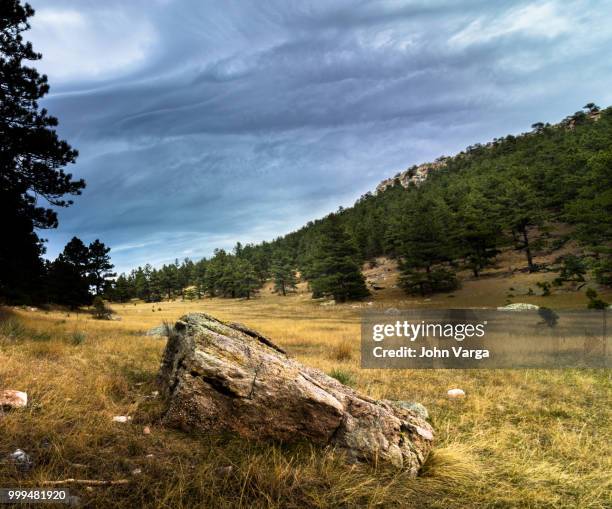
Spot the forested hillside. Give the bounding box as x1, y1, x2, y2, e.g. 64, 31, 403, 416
112, 105, 612, 302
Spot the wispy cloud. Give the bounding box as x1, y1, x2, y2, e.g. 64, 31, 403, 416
449, 2, 572, 48
25, 0, 612, 272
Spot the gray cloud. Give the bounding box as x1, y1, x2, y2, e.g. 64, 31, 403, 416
26, 0, 612, 272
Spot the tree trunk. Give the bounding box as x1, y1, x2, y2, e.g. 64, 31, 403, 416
521, 227, 535, 271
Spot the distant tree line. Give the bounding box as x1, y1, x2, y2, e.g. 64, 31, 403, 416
111, 103, 612, 301
108, 215, 370, 303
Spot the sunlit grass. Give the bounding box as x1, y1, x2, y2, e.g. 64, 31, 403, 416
1, 293, 610, 508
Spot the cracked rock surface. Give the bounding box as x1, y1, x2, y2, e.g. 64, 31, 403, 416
158, 313, 434, 474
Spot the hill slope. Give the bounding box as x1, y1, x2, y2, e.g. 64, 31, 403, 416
115, 105, 612, 303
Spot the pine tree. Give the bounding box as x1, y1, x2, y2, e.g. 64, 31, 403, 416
112, 274, 132, 302
46, 258, 89, 308
454, 185, 500, 277
308, 215, 370, 302
398, 193, 459, 295
46, 237, 92, 307
87, 239, 115, 295
234, 258, 259, 299
61, 237, 90, 279
271, 256, 297, 296
498, 177, 545, 272
1, 1, 84, 303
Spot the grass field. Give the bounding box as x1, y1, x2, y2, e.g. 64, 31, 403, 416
1, 282, 611, 508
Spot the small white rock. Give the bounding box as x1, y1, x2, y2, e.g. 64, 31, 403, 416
497, 303, 539, 311
131, 468, 142, 475
8, 449, 33, 471
143, 426, 151, 435
447, 388, 466, 399
112, 415, 132, 423
0, 390, 28, 408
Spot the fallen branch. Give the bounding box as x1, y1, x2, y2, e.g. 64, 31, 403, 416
41, 479, 129, 486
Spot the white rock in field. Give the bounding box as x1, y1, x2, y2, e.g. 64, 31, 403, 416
497, 303, 539, 311
447, 388, 466, 399
143, 426, 151, 435
0, 390, 28, 408
112, 415, 132, 423
131, 468, 142, 475
8, 449, 33, 471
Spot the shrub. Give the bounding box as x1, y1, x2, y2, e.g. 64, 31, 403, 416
536, 281, 551, 296
329, 368, 354, 386
586, 288, 609, 309
557, 255, 587, 283
92, 296, 112, 319
71, 330, 87, 345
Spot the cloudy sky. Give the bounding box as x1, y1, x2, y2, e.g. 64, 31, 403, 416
28, 0, 612, 273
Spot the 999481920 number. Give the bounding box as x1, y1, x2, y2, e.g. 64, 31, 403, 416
0, 489, 69, 504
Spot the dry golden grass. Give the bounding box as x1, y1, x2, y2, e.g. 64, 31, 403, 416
1, 287, 611, 508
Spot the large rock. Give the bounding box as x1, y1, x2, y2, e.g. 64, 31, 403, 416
157, 313, 434, 474
0, 389, 28, 409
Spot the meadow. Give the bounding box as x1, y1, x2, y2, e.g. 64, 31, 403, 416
1, 279, 610, 508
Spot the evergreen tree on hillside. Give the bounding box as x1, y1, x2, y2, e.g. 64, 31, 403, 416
564, 151, 612, 284
234, 258, 259, 299
271, 256, 297, 296
398, 194, 459, 295
308, 216, 370, 302
1, 1, 84, 303
193, 259, 207, 298
498, 178, 545, 272
453, 185, 501, 277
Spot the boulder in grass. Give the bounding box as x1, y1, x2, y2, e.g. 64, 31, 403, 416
0, 390, 28, 409
158, 313, 434, 475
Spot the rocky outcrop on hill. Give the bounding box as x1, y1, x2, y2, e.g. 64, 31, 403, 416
157, 313, 434, 474
376, 158, 448, 194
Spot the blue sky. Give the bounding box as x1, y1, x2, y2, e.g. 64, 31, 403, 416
28, 0, 612, 273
